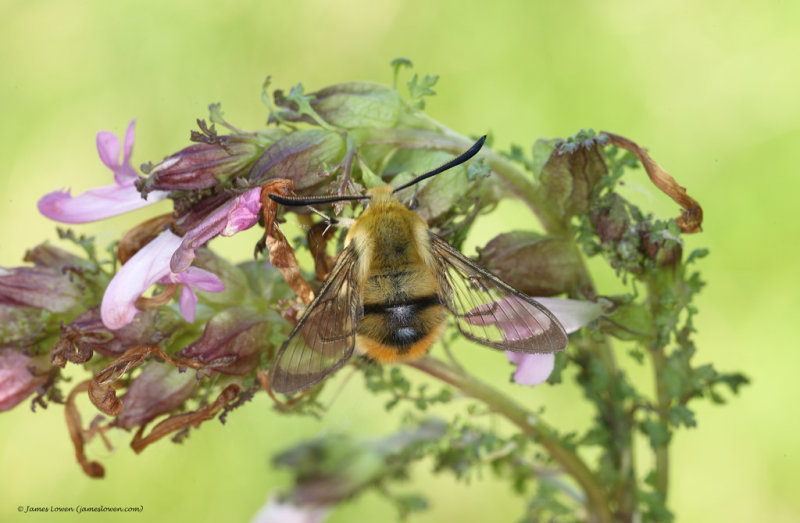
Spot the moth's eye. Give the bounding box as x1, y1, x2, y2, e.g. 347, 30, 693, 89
406, 195, 419, 211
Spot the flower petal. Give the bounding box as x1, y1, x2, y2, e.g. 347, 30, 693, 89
38, 183, 168, 224
222, 187, 262, 236
121, 119, 137, 175
0, 349, 47, 412
533, 298, 604, 334
96, 130, 121, 172
171, 188, 262, 272
178, 285, 198, 324
503, 298, 604, 387
508, 352, 556, 386
177, 267, 226, 292
101, 230, 182, 329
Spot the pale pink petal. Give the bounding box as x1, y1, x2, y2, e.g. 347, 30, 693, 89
533, 298, 604, 334
96, 130, 121, 172
101, 230, 182, 329
505, 351, 526, 365
509, 352, 556, 386
177, 267, 225, 292
178, 285, 198, 324
503, 298, 604, 387
160, 267, 225, 324
121, 119, 136, 169
0, 349, 47, 412
171, 189, 263, 272
38, 183, 169, 224
223, 187, 262, 236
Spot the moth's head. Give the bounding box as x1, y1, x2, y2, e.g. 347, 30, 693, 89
365, 185, 395, 205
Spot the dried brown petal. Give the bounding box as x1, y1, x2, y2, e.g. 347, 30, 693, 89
129, 384, 239, 454
266, 229, 314, 306
307, 221, 337, 281
603, 132, 703, 233
260, 179, 295, 238
65, 381, 105, 478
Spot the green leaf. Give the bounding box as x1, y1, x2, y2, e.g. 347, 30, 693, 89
640, 418, 671, 449
407, 73, 439, 109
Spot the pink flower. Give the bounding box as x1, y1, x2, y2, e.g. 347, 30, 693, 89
503, 298, 604, 386
100, 230, 224, 329
160, 267, 226, 324
38, 119, 168, 223
0, 349, 47, 412
171, 187, 262, 272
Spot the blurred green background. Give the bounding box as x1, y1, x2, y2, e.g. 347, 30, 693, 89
1, 0, 797, 521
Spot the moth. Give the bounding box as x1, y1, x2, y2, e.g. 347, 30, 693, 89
268, 136, 567, 394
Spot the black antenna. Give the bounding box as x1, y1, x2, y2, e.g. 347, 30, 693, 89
268, 193, 371, 207
392, 135, 487, 194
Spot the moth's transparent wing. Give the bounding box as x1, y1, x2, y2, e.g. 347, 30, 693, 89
269, 246, 362, 394
430, 234, 568, 353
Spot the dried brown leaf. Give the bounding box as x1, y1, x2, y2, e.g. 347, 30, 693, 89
65, 381, 105, 478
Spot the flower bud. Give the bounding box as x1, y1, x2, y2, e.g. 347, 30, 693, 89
538, 131, 608, 220
116, 362, 198, 430
642, 229, 683, 268
178, 307, 276, 375
0, 306, 49, 346
0, 266, 83, 314
138, 136, 272, 195
24, 244, 94, 272
476, 232, 583, 296
248, 130, 346, 191
0, 348, 47, 412
274, 82, 434, 130
590, 194, 629, 243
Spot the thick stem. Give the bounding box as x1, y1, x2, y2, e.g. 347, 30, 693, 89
652, 347, 670, 496
407, 357, 612, 523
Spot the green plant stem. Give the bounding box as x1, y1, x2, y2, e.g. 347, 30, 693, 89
651, 346, 670, 496
407, 356, 612, 523
647, 272, 678, 499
